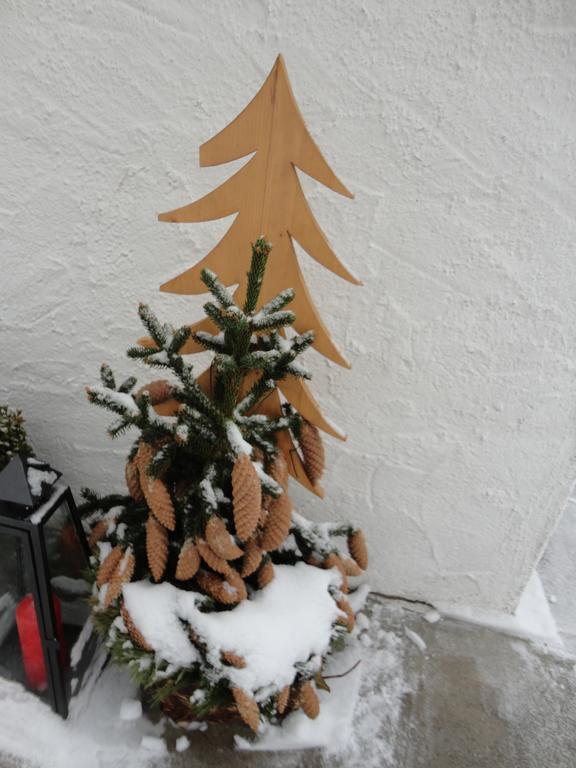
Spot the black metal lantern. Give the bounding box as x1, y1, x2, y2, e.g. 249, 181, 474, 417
0, 455, 98, 717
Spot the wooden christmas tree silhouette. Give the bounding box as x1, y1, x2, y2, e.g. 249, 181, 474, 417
142, 55, 359, 497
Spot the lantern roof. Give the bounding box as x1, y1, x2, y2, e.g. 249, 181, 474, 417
0, 455, 62, 509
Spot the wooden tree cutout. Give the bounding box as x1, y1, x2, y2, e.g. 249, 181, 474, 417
145, 55, 359, 496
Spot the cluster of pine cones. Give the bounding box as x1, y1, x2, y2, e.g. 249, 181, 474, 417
90, 379, 368, 732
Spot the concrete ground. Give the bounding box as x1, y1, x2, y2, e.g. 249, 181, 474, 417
158, 595, 576, 768
2, 593, 575, 768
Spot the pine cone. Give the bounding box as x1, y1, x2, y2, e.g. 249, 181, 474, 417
205, 516, 243, 560
226, 569, 248, 602
276, 685, 291, 715
145, 478, 176, 531
121, 604, 153, 652
336, 597, 355, 633
96, 546, 124, 587
175, 539, 200, 581
103, 549, 135, 608
240, 537, 263, 577
348, 529, 368, 570
195, 569, 246, 605
146, 515, 168, 582
221, 650, 246, 669
342, 557, 363, 577
135, 379, 174, 405
196, 539, 233, 577
88, 519, 108, 550
299, 681, 320, 720
260, 492, 292, 551
323, 553, 349, 593
125, 460, 144, 502
136, 440, 156, 475
231, 687, 260, 733
268, 453, 289, 491
257, 558, 275, 589
299, 421, 325, 484
232, 454, 261, 541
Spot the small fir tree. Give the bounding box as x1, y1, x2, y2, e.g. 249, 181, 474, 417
0, 406, 33, 471
82, 238, 367, 731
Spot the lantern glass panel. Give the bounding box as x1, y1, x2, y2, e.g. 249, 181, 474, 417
0, 527, 49, 702
43, 501, 91, 672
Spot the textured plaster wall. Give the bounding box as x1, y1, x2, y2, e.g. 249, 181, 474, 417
1, 1, 576, 611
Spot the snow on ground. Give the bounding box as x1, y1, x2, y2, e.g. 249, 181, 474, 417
539, 493, 576, 655
0, 648, 165, 768
236, 596, 411, 762
436, 571, 562, 649
0, 581, 409, 767
341, 601, 412, 768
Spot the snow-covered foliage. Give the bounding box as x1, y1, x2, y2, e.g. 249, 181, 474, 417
81, 239, 368, 735
122, 564, 343, 695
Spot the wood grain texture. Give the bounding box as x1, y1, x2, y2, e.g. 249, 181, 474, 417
146, 55, 356, 496
158, 54, 358, 367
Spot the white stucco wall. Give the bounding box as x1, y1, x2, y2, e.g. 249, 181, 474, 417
1, 1, 575, 611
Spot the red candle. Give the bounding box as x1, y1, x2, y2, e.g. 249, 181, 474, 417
16, 594, 65, 691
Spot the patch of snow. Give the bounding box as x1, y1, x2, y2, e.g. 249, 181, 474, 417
253, 461, 281, 494
214, 488, 230, 504
147, 350, 170, 365
89, 386, 140, 415
140, 735, 167, 754
29, 483, 68, 525
176, 424, 189, 442
0, 649, 165, 768
175, 735, 189, 752
51, 576, 90, 597
69, 618, 94, 668
356, 612, 370, 632
436, 571, 562, 648
123, 582, 200, 668
226, 421, 253, 455
199, 477, 218, 510
146, 404, 176, 429
348, 583, 371, 614
97, 541, 112, 562
237, 637, 364, 753
423, 609, 441, 624
360, 633, 373, 648
184, 720, 208, 732
404, 628, 426, 653
27, 467, 58, 498
119, 698, 142, 721
124, 564, 342, 695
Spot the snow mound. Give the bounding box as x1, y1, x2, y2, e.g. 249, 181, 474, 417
123, 563, 343, 693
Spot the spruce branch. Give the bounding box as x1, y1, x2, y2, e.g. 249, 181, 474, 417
100, 363, 116, 390
200, 269, 235, 309
168, 326, 192, 355
250, 310, 295, 333
259, 288, 295, 316
118, 376, 137, 394
138, 303, 168, 348
193, 331, 227, 353
203, 302, 241, 333
243, 237, 272, 314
